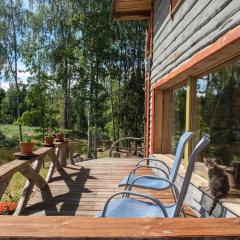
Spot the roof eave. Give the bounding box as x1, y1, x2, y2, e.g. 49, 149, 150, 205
111, 0, 151, 21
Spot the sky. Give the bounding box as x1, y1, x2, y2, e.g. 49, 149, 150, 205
0, 0, 32, 90
0, 61, 31, 90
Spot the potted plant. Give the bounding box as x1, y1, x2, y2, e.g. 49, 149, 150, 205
55, 128, 65, 142
44, 128, 54, 145
20, 131, 35, 154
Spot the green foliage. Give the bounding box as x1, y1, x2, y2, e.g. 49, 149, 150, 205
22, 131, 34, 143
0, 124, 36, 140
0, 0, 146, 160
18, 110, 42, 126
45, 128, 54, 137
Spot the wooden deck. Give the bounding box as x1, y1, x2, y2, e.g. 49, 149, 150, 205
2, 154, 240, 239
24, 157, 195, 217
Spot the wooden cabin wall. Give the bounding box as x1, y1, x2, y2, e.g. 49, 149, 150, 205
149, 0, 240, 154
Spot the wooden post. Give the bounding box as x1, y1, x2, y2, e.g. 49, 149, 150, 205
59, 141, 68, 167
162, 90, 173, 154
14, 158, 44, 216
184, 77, 197, 166
144, 10, 153, 157
151, 89, 163, 154
19, 165, 48, 190
145, 77, 150, 157
45, 162, 55, 183
151, 89, 173, 154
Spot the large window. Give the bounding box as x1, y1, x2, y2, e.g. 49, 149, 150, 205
195, 60, 240, 166
172, 85, 186, 153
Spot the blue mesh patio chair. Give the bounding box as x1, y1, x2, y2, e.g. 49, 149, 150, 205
119, 131, 194, 196
99, 135, 210, 218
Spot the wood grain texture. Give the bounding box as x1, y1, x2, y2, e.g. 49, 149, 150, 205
24, 157, 195, 217
0, 141, 66, 181
112, 0, 151, 20
152, 90, 164, 153
14, 158, 44, 216
145, 77, 150, 157
148, 1, 240, 154
184, 78, 197, 166
161, 91, 173, 154
151, 0, 240, 83
0, 216, 240, 239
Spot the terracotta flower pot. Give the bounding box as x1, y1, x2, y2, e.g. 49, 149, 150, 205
56, 133, 64, 142
20, 142, 34, 154
44, 136, 54, 145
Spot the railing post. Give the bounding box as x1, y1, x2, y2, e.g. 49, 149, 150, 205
14, 157, 44, 216
109, 137, 144, 157
59, 140, 68, 167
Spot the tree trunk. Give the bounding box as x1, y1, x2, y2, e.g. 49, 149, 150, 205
11, 0, 22, 141
110, 80, 116, 142
63, 59, 68, 129
93, 58, 99, 159
87, 103, 92, 159
87, 72, 94, 159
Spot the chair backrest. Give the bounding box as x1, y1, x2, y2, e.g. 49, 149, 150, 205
174, 134, 210, 217
169, 131, 194, 182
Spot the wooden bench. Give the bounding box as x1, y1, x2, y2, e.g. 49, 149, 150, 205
0, 141, 69, 215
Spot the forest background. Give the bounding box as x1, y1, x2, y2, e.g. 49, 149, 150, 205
0, 0, 146, 160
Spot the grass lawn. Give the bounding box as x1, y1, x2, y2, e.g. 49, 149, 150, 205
0, 124, 47, 203
0, 124, 109, 204
3, 161, 51, 203
0, 124, 37, 140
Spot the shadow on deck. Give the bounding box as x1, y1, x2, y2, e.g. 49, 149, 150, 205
24, 157, 195, 217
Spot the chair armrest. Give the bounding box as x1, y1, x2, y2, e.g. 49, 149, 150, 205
128, 175, 179, 199
101, 191, 168, 217
136, 157, 155, 166
125, 165, 169, 190
136, 158, 171, 174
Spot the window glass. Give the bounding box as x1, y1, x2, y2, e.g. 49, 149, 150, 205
196, 60, 240, 166
172, 85, 186, 153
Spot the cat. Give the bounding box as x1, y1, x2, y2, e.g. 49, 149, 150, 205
204, 157, 230, 216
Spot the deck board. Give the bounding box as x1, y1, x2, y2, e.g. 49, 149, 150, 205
24, 157, 196, 217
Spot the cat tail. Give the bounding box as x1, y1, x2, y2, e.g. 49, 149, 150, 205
208, 193, 222, 216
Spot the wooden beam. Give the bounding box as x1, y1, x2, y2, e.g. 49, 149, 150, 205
110, 0, 117, 21
151, 89, 164, 154
19, 164, 48, 190
144, 77, 150, 157
113, 10, 151, 20
45, 162, 55, 183
162, 91, 173, 154
0, 216, 240, 239
184, 78, 197, 166
14, 158, 44, 216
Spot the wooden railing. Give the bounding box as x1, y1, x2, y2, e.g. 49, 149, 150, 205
0, 217, 240, 239
109, 137, 144, 157
0, 140, 70, 216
